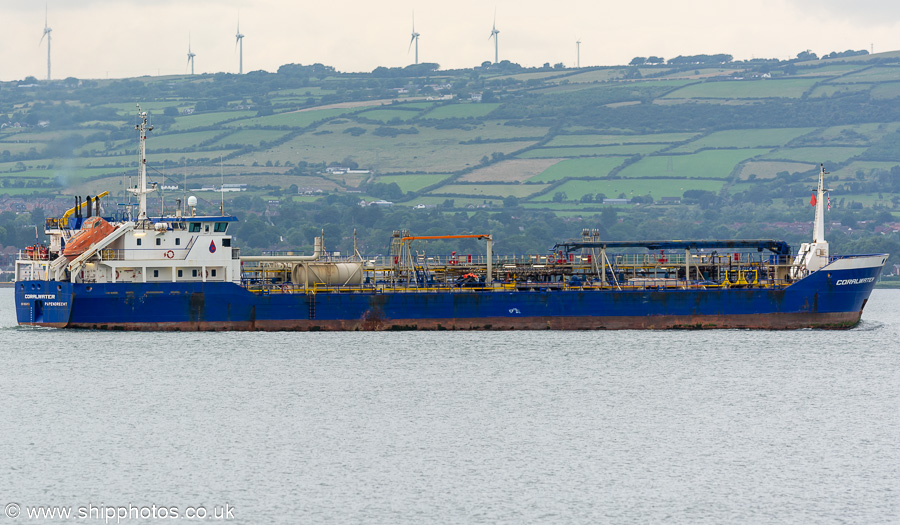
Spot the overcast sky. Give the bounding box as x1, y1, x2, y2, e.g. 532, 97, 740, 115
3, 0, 899, 81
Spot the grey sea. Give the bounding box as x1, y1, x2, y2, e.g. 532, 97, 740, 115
1, 287, 898, 524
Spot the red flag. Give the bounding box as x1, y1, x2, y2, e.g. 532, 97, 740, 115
810, 192, 817, 206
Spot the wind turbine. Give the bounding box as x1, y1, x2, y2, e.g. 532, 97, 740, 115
235, 20, 244, 74
40, 4, 52, 81
489, 10, 499, 64
187, 35, 196, 75
409, 12, 420, 65
576, 38, 581, 68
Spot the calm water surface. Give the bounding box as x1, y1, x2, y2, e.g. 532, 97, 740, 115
1, 288, 898, 524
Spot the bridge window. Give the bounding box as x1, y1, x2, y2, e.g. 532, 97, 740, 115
189, 223, 201, 232
214, 222, 228, 233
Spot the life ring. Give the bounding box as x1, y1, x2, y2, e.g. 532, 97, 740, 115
115, 270, 120, 280
164, 250, 174, 259
205, 270, 209, 279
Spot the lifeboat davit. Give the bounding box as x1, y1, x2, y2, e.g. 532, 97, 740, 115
63, 216, 115, 260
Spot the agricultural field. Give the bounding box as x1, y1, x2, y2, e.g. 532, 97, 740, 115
460, 159, 562, 183
207, 130, 290, 148
519, 144, 665, 158
251, 122, 541, 173
560, 69, 626, 83
491, 71, 570, 82
529, 157, 629, 182
356, 108, 422, 123
829, 161, 900, 179
530, 178, 726, 201
870, 82, 900, 100
830, 66, 900, 83
800, 122, 900, 145
428, 183, 549, 198
225, 107, 367, 128
738, 161, 818, 180
168, 111, 256, 131
0, 142, 47, 155
420, 103, 500, 119
544, 133, 698, 147
662, 78, 818, 99
762, 146, 869, 163
618, 149, 772, 179
670, 128, 816, 153
374, 174, 452, 193
792, 64, 866, 77
144, 130, 224, 151
808, 84, 872, 98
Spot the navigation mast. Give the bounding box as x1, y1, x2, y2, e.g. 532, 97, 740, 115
130, 105, 155, 220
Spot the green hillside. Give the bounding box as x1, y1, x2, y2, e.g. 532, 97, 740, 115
1, 55, 899, 268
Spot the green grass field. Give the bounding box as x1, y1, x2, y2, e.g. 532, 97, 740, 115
408, 196, 501, 208
0, 142, 47, 155
103, 102, 189, 115
663, 78, 818, 99
544, 132, 698, 147
356, 108, 423, 123
225, 107, 367, 128
670, 128, 815, 153
529, 157, 628, 182
243, 124, 538, 173
428, 183, 549, 198
491, 71, 572, 82
792, 64, 867, 77
738, 160, 818, 179
519, 144, 665, 158
529, 178, 726, 201
560, 69, 626, 83
762, 146, 868, 163
421, 103, 500, 119
618, 149, 771, 179
829, 161, 900, 179
169, 111, 256, 131
208, 130, 289, 148
831, 66, 900, 83
144, 130, 223, 151
374, 174, 452, 193
870, 82, 900, 100
808, 84, 872, 98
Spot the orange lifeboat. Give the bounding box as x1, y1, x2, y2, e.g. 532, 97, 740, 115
63, 216, 115, 260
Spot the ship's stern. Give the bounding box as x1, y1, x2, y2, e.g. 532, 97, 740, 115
15, 280, 74, 328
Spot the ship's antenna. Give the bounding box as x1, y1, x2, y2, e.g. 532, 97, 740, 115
130, 104, 153, 222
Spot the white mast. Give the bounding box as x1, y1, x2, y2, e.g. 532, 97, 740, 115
130, 106, 154, 220
793, 164, 831, 276
813, 163, 827, 243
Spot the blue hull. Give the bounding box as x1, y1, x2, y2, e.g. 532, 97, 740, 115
14, 260, 883, 330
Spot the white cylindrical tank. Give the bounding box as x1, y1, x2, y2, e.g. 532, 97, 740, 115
292, 262, 364, 286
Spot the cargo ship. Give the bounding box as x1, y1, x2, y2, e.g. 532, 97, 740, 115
13, 109, 888, 330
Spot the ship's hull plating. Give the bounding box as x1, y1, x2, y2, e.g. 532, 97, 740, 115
14, 255, 885, 331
